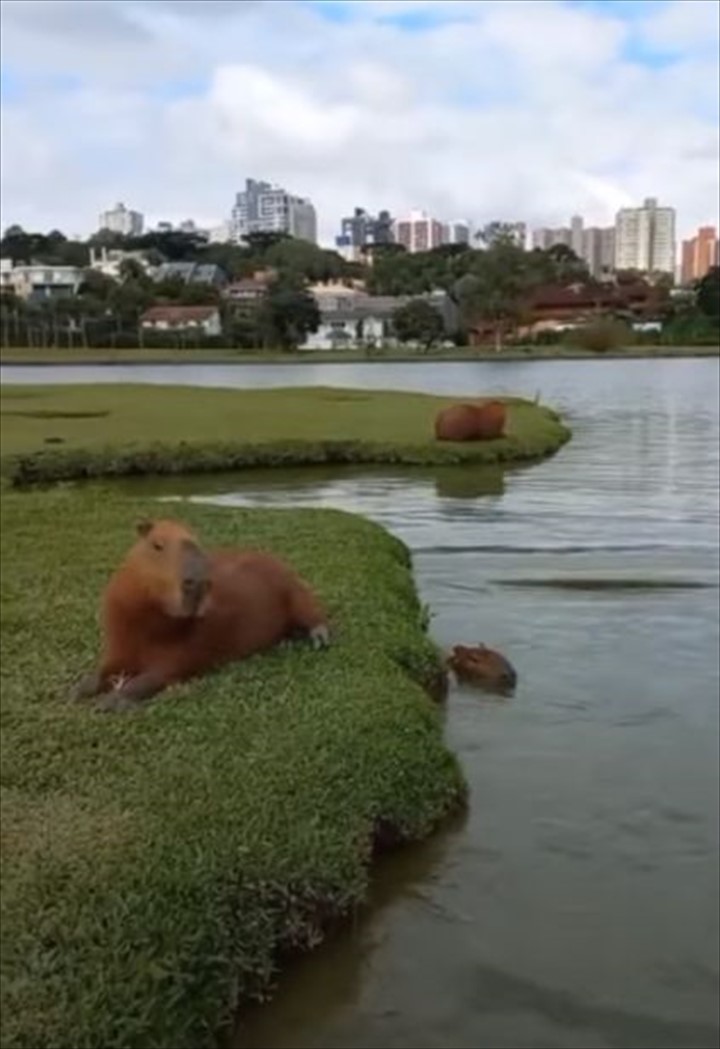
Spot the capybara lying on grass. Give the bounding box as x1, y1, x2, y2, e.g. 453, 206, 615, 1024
72, 518, 330, 712
447, 643, 517, 694
434, 401, 507, 442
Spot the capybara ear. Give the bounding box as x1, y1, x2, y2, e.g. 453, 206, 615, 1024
135, 518, 154, 537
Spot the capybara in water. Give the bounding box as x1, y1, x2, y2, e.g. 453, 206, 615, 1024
434, 401, 507, 442
447, 643, 517, 694
72, 518, 330, 711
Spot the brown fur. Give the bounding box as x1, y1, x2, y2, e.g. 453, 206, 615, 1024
434, 401, 507, 442
447, 643, 517, 694
72, 518, 329, 711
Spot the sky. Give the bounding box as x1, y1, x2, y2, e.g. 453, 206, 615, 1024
0, 0, 718, 247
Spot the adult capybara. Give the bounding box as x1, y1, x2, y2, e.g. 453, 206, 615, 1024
72, 517, 330, 711
434, 400, 507, 442
447, 643, 517, 694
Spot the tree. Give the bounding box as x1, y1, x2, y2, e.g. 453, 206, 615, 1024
455, 242, 536, 351
696, 267, 720, 320
544, 244, 590, 285
392, 298, 444, 350
475, 222, 522, 249
118, 258, 150, 286
256, 283, 320, 350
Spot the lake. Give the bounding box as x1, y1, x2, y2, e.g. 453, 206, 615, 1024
3, 357, 719, 1049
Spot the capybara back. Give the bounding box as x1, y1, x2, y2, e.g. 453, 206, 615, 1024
434, 400, 507, 442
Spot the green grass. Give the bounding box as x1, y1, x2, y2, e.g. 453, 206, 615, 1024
0, 385, 571, 486
0, 486, 465, 1049
1, 343, 718, 365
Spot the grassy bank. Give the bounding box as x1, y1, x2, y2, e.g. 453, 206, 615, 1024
0, 385, 571, 487
1, 343, 718, 365
0, 487, 465, 1048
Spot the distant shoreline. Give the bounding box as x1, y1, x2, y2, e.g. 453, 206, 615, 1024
1, 345, 718, 367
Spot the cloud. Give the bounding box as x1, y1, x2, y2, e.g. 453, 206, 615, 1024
0, 0, 717, 246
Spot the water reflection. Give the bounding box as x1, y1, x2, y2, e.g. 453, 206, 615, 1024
233, 811, 469, 1049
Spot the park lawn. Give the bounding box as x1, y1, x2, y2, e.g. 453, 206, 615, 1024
1, 345, 718, 365
0, 384, 571, 485
0, 485, 465, 1049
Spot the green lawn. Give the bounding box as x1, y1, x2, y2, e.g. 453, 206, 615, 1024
1, 344, 718, 365
0, 384, 570, 486
0, 383, 571, 1047
0, 487, 465, 1049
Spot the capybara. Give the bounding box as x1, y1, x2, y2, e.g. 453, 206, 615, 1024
434, 401, 507, 442
72, 518, 330, 711
447, 643, 517, 694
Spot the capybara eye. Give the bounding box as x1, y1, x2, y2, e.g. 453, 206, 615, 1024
152, 541, 164, 552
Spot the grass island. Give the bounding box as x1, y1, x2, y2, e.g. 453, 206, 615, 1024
0, 384, 570, 1048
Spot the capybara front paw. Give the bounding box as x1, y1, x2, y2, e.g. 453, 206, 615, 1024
309, 624, 330, 650
95, 691, 142, 714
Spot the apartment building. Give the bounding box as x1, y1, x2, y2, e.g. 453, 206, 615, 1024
230, 178, 317, 244
615, 197, 676, 275
393, 210, 447, 253
680, 226, 718, 285
98, 202, 144, 237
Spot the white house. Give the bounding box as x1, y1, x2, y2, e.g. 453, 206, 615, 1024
140, 305, 222, 337
301, 287, 457, 351
88, 246, 155, 280
0, 259, 84, 299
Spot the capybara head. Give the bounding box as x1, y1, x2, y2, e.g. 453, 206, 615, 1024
448, 643, 517, 693
132, 518, 211, 619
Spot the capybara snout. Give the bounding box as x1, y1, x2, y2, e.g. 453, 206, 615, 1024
134, 518, 212, 619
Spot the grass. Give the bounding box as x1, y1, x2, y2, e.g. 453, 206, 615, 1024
1, 343, 718, 365
0, 486, 465, 1049
0, 383, 570, 1045
0, 385, 571, 487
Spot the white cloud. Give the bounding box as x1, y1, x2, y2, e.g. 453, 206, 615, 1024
0, 0, 718, 245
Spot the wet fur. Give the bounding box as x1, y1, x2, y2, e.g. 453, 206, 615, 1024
447, 643, 517, 694
72, 518, 329, 711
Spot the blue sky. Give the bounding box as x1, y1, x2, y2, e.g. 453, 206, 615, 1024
0, 0, 717, 243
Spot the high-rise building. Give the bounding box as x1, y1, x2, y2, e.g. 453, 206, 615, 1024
446, 220, 471, 246
614, 197, 676, 275
570, 215, 584, 258
230, 178, 317, 244
98, 202, 144, 237
532, 226, 572, 251
393, 210, 447, 253
334, 207, 394, 260
582, 226, 616, 277
680, 226, 718, 285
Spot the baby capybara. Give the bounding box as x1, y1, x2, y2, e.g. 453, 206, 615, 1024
434, 401, 507, 442
447, 643, 517, 693
72, 518, 330, 711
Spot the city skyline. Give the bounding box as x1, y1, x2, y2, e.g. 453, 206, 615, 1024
83, 192, 717, 279
87, 192, 713, 278
1, 0, 717, 246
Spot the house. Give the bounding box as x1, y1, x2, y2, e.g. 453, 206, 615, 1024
223, 269, 277, 304
140, 305, 222, 336
469, 281, 662, 343
151, 261, 228, 287
88, 246, 157, 280
301, 289, 456, 351
0, 258, 84, 300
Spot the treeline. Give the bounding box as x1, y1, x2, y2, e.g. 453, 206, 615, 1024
1, 223, 718, 351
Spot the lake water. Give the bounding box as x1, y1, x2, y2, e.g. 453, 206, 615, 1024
4, 358, 719, 1049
